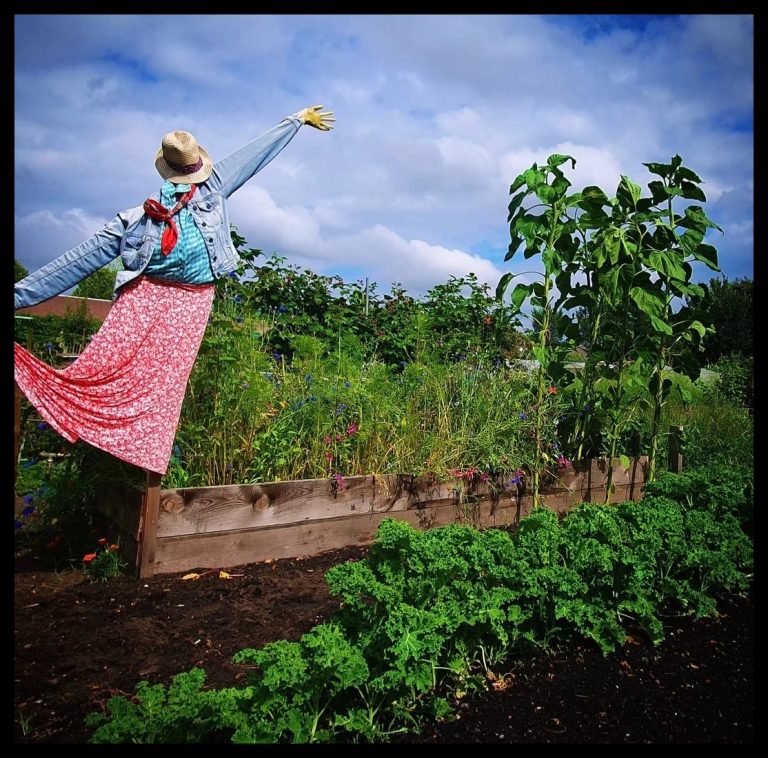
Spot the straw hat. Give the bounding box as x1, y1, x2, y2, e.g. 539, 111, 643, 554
154, 130, 212, 183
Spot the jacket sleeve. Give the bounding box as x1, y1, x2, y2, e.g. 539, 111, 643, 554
14, 210, 130, 310
206, 115, 303, 199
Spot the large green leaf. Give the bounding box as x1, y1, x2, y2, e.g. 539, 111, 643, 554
675, 166, 703, 183
648, 251, 687, 282
509, 282, 532, 312
642, 161, 672, 178
496, 272, 514, 300
509, 172, 527, 194
547, 153, 576, 169
691, 243, 720, 270
505, 234, 523, 261
680, 181, 707, 202
507, 191, 526, 221
617, 175, 643, 209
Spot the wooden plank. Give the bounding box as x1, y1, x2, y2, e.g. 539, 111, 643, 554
156, 459, 648, 539
137, 472, 162, 579
149, 480, 641, 575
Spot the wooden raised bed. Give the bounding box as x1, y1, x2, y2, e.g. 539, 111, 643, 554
99, 456, 650, 578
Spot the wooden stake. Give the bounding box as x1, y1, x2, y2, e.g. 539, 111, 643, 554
668, 425, 683, 474
137, 470, 162, 579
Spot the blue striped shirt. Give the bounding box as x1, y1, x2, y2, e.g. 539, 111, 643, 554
143, 181, 214, 284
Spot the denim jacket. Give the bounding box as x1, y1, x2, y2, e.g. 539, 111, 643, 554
14, 115, 304, 310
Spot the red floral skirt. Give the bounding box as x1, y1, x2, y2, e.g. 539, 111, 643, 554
14, 276, 215, 474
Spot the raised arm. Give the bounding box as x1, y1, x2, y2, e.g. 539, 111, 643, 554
207, 105, 335, 199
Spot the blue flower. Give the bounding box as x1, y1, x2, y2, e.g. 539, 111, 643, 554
21, 505, 35, 517
228, 271, 239, 279
273, 352, 282, 361
232, 294, 244, 304
335, 403, 347, 415
264, 372, 274, 381
304, 374, 313, 383
343, 381, 351, 389
278, 305, 288, 314
14, 520, 24, 531
551, 441, 559, 451
518, 412, 527, 421
36, 422, 48, 431
23, 494, 34, 505
234, 316, 244, 324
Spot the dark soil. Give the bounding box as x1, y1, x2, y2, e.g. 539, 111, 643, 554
14, 546, 753, 744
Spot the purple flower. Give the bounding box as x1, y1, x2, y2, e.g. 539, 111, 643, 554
335, 403, 347, 415
36, 422, 48, 431
278, 305, 288, 314
21, 505, 35, 517
273, 352, 282, 361
518, 412, 527, 421
228, 271, 239, 279
14, 520, 24, 531
232, 294, 244, 304
23, 494, 34, 505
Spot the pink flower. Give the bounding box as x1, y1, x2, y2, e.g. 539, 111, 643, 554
324, 452, 334, 461
346, 423, 359, 436
323, 436, 332, 445
332, 473, 345, 491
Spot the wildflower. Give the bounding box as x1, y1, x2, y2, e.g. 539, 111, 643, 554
232, 294, 244, 304
264, 372, 274, 381
324, 452, 335, 462
323, 435, 332, 445
547, 386, 558, 395
14, 520, 24, 531
272, 352, 282, 362
480, 472, 490, 482
22, 494, 34, 505
228, 271, 239, 279
36, 422, 48, 431
332, 473, 345, 491
21, 505, 35, 517
234, 316, 244, 324
336, 434, 344, 442
506, 469, 524, 487
519, 412, 527, 421
557, 454, 572, 469
551, 441, 559, 451
98, 538, 108, 546
483, 315, 493, 325
343, 381, 351, 388
82, 553, 97, 563
278, 305, 288, 314
109, 544, 119, 552
335, 403, 347, 415
346, 423, 359, 436
305, 374, 313, 383
44, 342, 55, 351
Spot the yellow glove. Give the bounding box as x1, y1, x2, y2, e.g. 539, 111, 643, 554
296, 104, 335, 131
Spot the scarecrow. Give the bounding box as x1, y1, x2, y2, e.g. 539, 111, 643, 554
14, 105, 335, 475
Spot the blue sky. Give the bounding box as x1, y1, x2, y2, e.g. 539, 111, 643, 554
14, 14, 753, 297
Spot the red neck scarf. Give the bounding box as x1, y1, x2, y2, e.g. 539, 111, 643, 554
143, 184, 197, 255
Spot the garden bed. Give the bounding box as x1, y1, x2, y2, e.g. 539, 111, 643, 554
14, 542, 753, 743
102, 456, 649, 577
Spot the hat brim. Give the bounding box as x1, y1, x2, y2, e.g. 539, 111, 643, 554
154, 145, 213, 184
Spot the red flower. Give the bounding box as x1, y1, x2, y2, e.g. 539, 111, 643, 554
83, 553, 97, 563
483, 315, 493, 325
547, 386, 558, 395
98, 538, 107, 546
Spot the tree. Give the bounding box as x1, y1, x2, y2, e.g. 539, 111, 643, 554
702, 277, 752, 363
15, 260, 29, 283
72, 263, 120, 300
